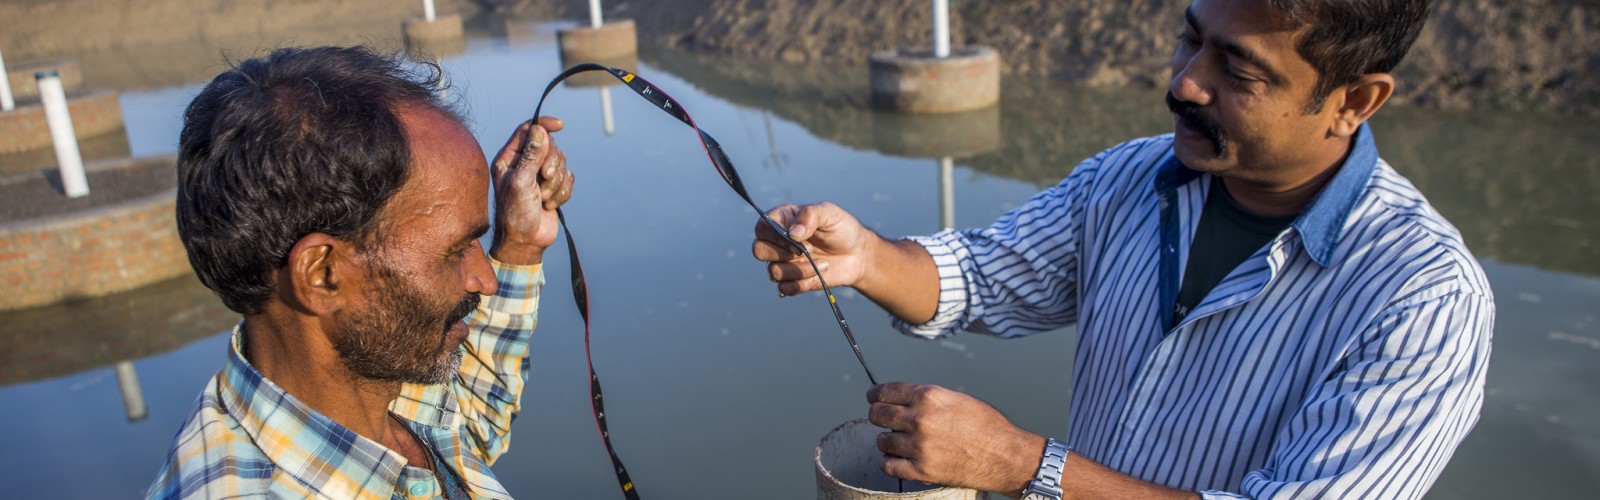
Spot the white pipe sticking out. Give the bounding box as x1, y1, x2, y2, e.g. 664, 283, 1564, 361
115, 361, 148, 422
933, 0, 951, 58
37, 70, 89, 198
0, 48, 15, 111
939, 157, 955, 229
599, 87, 615, 136
589, 0, 604, 29
423, 0, 437, 22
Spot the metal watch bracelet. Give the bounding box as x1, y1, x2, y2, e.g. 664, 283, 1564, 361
1021, 438, 1070, 500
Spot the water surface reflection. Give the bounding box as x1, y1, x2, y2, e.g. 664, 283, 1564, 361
0, 19, 1595, 499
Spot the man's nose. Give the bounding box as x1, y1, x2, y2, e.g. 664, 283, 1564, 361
1170, 59, 1213, 108
464, 245, 499, 297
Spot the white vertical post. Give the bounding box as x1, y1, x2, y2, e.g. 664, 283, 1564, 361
599, 87, 615, 135
933, 0, 951, 58
939, 157, 955, 229
423, 0, 437, 22
115, 361, 148, 422
589, 0, 604, 29
38, 71, 89, 198
0, 48, 15, 111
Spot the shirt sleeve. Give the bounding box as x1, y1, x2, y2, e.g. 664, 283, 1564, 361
454, 258, 543, 465
892, 147, 1108, 340
1198, 289, 1495, 500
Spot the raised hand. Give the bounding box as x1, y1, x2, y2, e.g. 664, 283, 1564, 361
489, 116, 572, 265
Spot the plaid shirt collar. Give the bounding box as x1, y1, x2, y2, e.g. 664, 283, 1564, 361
217, 323, 469, 499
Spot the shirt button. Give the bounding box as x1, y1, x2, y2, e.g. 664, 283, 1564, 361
410, 483, 430, 496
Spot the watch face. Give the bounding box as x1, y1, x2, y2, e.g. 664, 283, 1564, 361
1020, 493, 1055, 500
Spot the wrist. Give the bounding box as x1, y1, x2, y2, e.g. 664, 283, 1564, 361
1017, 438, 1070, 500
490, 241, 545, 266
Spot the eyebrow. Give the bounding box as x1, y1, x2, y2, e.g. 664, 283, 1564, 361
1185, 7, 1287, 85
463, 223, 491, 244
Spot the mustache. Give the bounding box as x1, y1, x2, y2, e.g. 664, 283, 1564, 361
1166, 92, 1227, 157
443, 292, 481, 333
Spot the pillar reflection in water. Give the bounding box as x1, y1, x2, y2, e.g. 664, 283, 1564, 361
599, 86, 614, 136
114, 360, 148, 422
939, 157, 955, 230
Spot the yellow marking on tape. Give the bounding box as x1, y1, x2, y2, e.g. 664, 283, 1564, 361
829, 294, 837, 304
623, 482, 634, 491
622, 74, 635, 83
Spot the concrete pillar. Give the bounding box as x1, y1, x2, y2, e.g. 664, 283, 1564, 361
0, 48, 13, 112
558, 19, 637, 61
869, 47, 1000, 113
37, 70, 89, 198
403, 13, 465, 59
933, 0, 951, 58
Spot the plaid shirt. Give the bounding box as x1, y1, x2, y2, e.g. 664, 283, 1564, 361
148, 261, 543, 499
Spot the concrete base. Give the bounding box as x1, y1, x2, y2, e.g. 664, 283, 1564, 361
557, 20, 638, 62
402, 13, 465, 59
869, 46, 1000, 114
0, 156, 190, 312
5, 60, 82, 100
558, 53, 640, 88
0, 89, 124, 154
0, 126, 130, 176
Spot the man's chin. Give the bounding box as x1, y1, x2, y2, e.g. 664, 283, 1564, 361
1172, 136, 1232, 172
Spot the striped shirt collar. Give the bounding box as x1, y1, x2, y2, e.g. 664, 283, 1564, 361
218, 323, 463, 497
1156, 122, 1378, 268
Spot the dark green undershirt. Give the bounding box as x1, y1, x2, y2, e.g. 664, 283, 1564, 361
1174, 176, 1297, 324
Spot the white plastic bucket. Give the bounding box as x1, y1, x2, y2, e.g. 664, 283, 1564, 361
814, 419, 995, 500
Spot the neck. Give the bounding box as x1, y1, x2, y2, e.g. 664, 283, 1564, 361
242, 312, 403, 442
1222, 135, 1352, 217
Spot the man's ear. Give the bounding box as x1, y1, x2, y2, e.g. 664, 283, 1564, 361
282, 232, 355, 316
1328, 73, 1395, 138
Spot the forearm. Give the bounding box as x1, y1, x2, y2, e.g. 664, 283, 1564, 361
457, 259, 544, 462
855, 236, 941, 324
1056, 454, 1199, 500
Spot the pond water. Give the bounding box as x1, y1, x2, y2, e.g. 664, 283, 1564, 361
1, 18, 1597, 499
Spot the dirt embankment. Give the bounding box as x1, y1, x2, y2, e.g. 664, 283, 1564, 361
503, 0, 1600, 116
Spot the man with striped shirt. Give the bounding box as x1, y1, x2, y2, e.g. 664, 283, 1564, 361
149, 47, 574, 498
754, 0, 1492, 498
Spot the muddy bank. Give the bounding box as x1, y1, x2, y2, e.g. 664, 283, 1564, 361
510, 0, 1600, 116
0, 0, 483, 90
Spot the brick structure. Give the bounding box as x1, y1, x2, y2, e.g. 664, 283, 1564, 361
869, 46, 1001, 114
0, 89, 124, 154
0, 156, 191, 311
558, 20, 639, 61
0, 127, 131, 176
4, 60, 83, 100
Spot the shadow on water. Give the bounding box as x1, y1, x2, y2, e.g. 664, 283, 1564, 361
0, 271, 236, 386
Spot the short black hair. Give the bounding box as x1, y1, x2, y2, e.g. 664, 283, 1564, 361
1269, 0, 1432, 111
175, 46, 458, 314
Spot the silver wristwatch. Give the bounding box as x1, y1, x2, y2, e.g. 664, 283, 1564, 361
1020, 438, 1070, 500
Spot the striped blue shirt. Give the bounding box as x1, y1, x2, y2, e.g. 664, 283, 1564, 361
896, 125, 1494, 499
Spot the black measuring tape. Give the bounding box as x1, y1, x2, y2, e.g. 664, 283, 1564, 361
530, 64, 881, 499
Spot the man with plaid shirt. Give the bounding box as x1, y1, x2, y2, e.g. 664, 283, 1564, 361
148, 46, 575, 499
